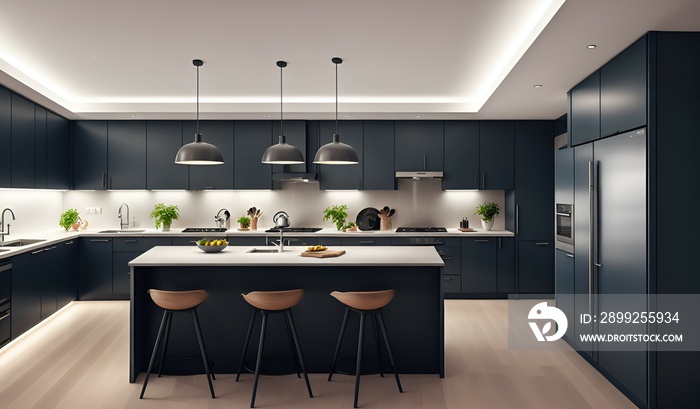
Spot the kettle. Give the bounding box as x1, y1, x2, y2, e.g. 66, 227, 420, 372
273, 211, 290, 228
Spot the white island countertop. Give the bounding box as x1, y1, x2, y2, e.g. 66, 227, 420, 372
129, 245, 445, 267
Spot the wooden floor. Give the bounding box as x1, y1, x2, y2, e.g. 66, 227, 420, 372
0, 300, 637, 409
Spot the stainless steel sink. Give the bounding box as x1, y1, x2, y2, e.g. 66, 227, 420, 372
0, 239, 47, 247
246, 248, 287, 254
98, 229, 146, 233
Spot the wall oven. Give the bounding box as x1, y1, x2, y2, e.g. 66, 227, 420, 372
556, 203, 574, 245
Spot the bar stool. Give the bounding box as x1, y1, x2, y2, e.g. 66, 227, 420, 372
328, 289, 403, 408
140, 289, 215, 399
236, 289, 313, 408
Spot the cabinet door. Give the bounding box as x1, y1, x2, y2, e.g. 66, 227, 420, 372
555, 145, 574, 205
112, 252, 137, 297
461, 238, 497, 293
318, 121, 363, 190
46, 112, 71, 189
11, 94, 35, 188
74, 121, 108, 190
479, 121, 514, 190
497, 237, 515, 294
186, 121, 235, 189
146, 121, 188, 190
79, 238, 113, 300
11, 251, 42, 339
108, 121, 147, 189
34, 106, 47, 188
235, 121, 272, 189
514, 121, 554, 240
518, 241, 554, 294
443, 121, 479, 190
600, 36, 647, 137
570, 71, 600, 146
40, 245, 59, 319
363, 121, 395, 190
555, 249, 575, 342
394, 121, 443, 171
56, 239, 78, 308
0, 88, 10, 187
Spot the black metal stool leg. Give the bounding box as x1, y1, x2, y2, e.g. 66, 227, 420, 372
192, 309, 216, 381
371, 312, 385, 377
286, 309, 313, 398
377, 310, 403, 393
140, 310, 169, 399
192, 309, 216, 399
354, 311, 366, 408
251, 311, 269, 408
284, 310, 302, 378
237, 309, 257, 382
328, 307, 350, 381
156, 312, 173, 378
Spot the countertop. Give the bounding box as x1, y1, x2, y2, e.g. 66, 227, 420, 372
0, 227, 513, 261
129, 245, 445, 267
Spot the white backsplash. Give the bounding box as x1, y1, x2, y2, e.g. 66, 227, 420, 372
2, 181, 506, 233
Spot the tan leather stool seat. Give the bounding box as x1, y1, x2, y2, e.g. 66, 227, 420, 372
330, 289, 395, 311
148, 289, 209, 311
241, 289, 304, 311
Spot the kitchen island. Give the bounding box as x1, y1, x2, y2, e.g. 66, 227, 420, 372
129, 245, 445, 383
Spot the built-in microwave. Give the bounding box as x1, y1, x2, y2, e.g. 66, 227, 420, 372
556, 203, 574, 245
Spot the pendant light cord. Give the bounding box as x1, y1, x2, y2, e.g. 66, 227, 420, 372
280, 63, 284, 137
335, 61, 338, 135
196, 63, 200, 135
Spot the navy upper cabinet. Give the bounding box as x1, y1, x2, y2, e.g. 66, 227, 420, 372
318, 121, 363, 190
108, 121, 146, 189
514, 121, 554, 240
600, 36, 647, 137
34, 106, 47, 188
0, 88, 10, 187
74, 121, 108, 190
146, 121, 188, 190
362, 121, 395, 190
235, 121, 273, 189
479, 121, 514, 190
443, 121, 479, 190
46, 112, 70, 189
395, 121, 443, 171
185, 121, 234, 190
569, 71, 600, 146
11, 94, 35, 188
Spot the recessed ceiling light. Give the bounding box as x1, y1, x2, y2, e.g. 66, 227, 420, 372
587, 44, 597, 49
533, 84, 543, 88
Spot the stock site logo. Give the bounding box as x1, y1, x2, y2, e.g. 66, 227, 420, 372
528, 302, 568, 342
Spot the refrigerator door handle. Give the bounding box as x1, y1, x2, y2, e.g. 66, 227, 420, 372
588, 160, 594, 315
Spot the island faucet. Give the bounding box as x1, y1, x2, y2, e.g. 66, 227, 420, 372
0, 208, 16, 243
118, 203, 130, 230
271, 229, 285, 253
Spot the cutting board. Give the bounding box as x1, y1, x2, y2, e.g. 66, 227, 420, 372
301, 249, 346, 258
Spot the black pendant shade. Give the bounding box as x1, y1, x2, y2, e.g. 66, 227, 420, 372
262, 60, 304, 165
175, 59, 224, 165
314, 57, 359, 165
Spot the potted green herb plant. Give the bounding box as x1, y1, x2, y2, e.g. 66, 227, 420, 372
149, 203, 179, 231
475, 201, 500, 231
59, 208, 81, 231
323, 204, 349, 231
344, 221, 357, 232
237, 216, 251, 230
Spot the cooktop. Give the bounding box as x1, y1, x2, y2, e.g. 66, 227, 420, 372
182, 227, 227, 233
264, 227, 323, 233
395, 227, 448, 233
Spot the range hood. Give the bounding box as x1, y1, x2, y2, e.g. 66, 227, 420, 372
272, 172, 318, 183
395, 171, 444, 180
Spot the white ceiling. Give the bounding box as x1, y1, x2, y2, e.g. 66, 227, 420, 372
1, 0, 699, 121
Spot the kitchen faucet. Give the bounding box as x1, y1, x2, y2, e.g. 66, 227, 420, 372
214, 208, 230, 229
0, 208, 16, 243
118, 203, 130, 230
271, 229, 285, 253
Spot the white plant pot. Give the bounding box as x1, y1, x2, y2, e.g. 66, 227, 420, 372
481, 219, 494, 231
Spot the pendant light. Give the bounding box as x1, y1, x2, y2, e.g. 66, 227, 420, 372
175, 59, 224, 165
313, 57, 359, 165
261, 61, 304, 164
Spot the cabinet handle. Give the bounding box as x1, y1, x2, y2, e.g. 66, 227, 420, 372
482, 173, 486, 189
64, 241, 74, 245
535, 242, 550, 246
565, 253, 574, 258
474, 239, 490, 243
44, 246, 57, 252
31, 249, 46, 255
498, 238, 502, 249
423, 154, 427, 171
441, 257, 453, 261
594, 263, 602, 268
90, 239, 110, 243
515, 205, 519, 236
437, 250, 446, 255
101, 172, 106, 188
358, 240, 374, 244
0, 311, 10, 322
124, 240, 138, 243
444, 277, 453, 281
474, 173, 478, 188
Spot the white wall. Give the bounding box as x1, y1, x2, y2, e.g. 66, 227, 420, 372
1, 182, 506, 235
